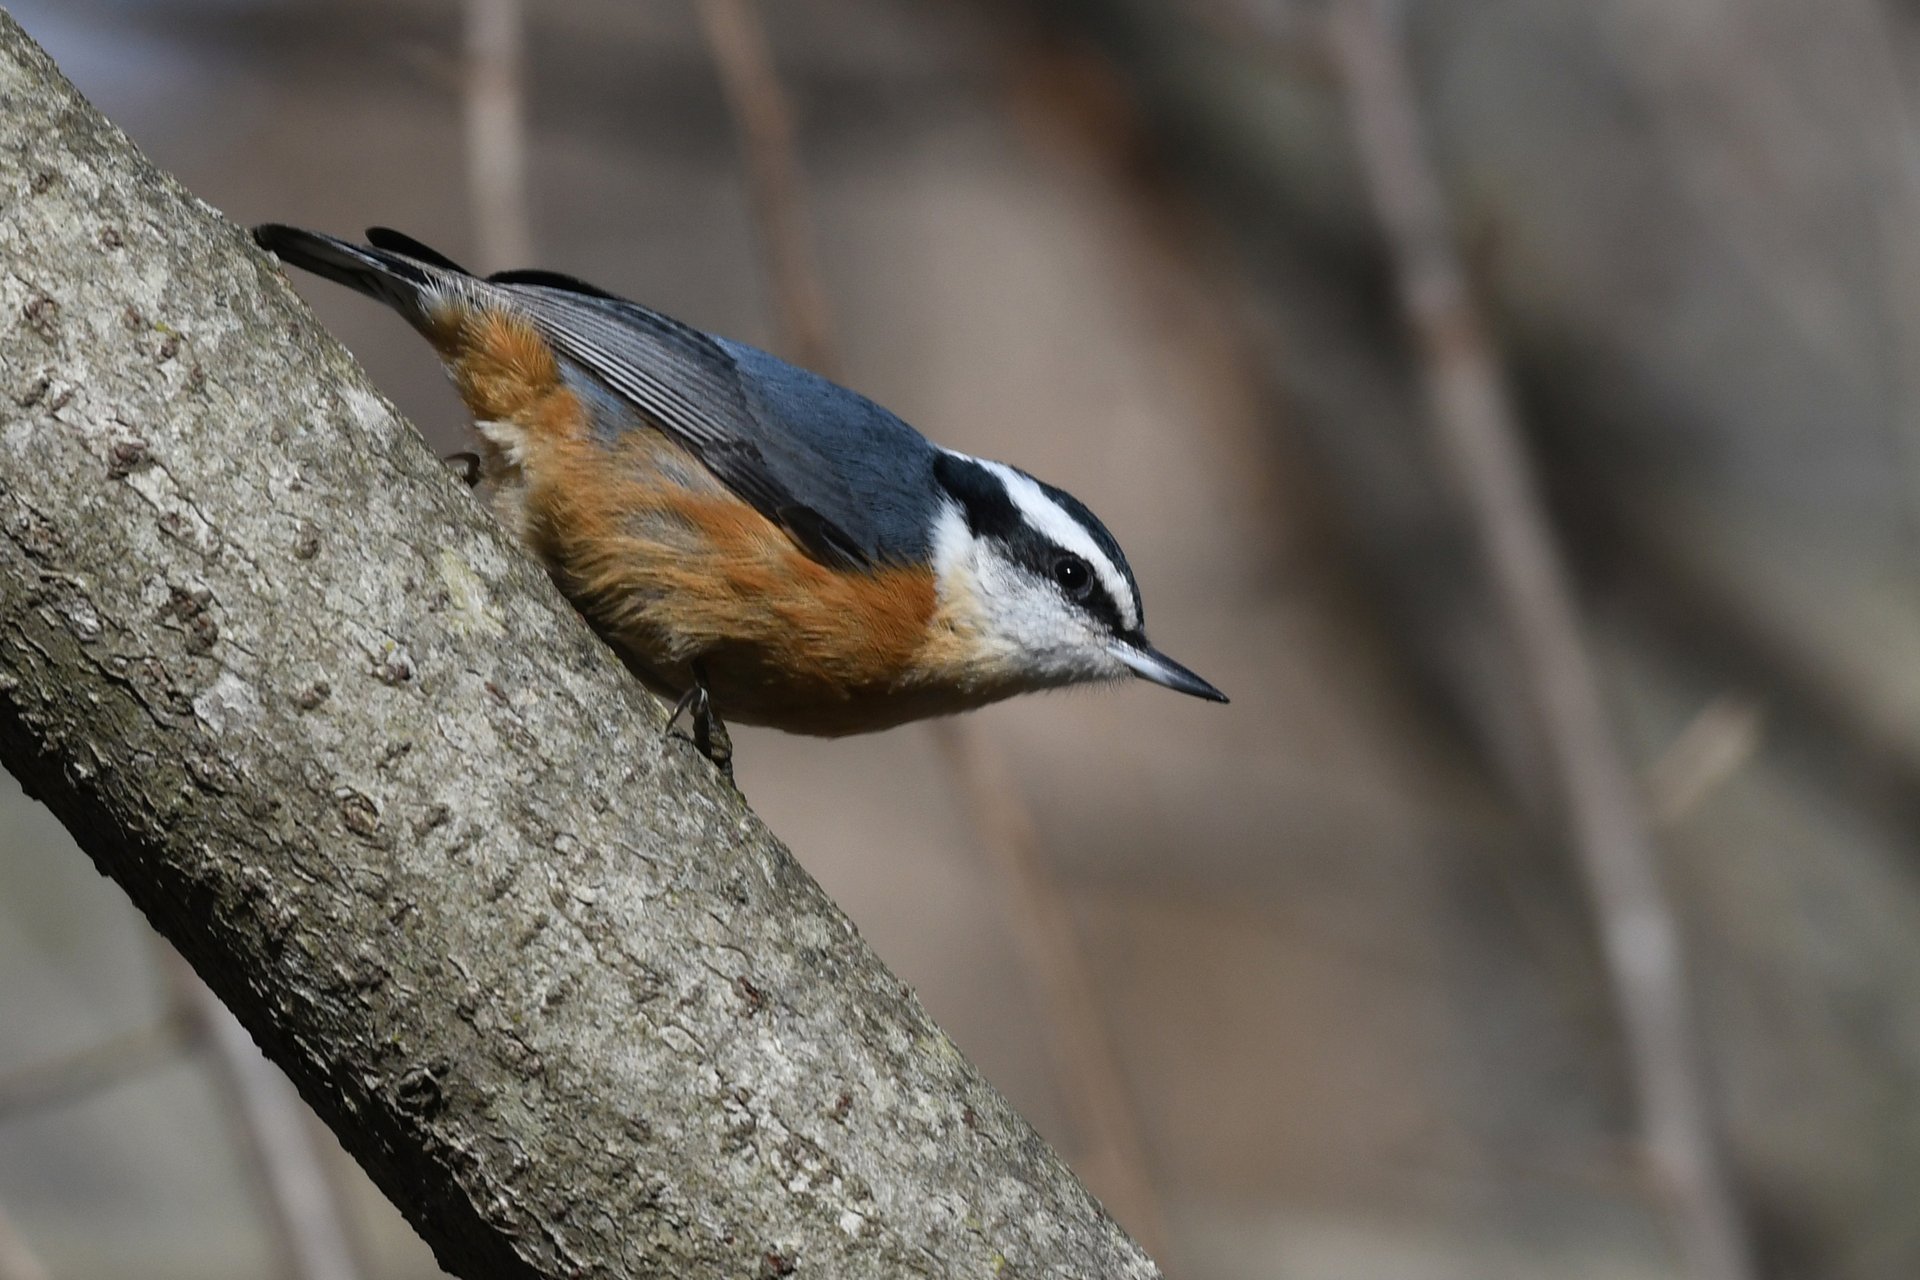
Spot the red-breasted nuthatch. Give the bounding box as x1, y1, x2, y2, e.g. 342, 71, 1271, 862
254, 225, 1227, 745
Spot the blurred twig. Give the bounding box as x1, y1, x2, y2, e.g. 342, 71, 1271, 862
694, 0, 840, 377
692, 0, 1173, 1263
1183, 0, 1331, 77
1323, 4, 1755, 1279
0, 1014, 192, 1120
0, 952, 363, 1280
927, 721, 1172, 1258
0, 1202, 48, 1280
1648, 697, 1765, 827
464, 0, 532, 270
168, 954, 364, 1280
1842, 0, 1920, 576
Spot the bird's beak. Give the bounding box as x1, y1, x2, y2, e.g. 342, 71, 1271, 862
1109, 641, 1229, 703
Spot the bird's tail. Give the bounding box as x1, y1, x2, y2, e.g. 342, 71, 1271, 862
253, 225, 474, 321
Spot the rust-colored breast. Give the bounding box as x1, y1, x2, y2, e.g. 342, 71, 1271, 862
525, 422, 959, 733
429, 301, 1016, 735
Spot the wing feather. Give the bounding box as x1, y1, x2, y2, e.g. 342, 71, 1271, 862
497, 283, 872, 568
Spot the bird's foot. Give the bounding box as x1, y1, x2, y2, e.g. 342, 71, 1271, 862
666, 670, 734, 780
443, 451, 482, 488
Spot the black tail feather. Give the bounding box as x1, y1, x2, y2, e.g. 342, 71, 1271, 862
488, 267, 619, 299
366, 227, 473, 276
252, 224, 458, 317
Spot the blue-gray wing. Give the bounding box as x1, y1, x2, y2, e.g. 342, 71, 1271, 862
490, 273, 935, 568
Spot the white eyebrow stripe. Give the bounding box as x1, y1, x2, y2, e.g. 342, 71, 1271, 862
973, 458, 1139, 631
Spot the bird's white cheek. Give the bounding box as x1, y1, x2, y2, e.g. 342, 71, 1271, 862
970, 557, 1052, 657
975, 562, 1112, 682
927, 507, 1115, 686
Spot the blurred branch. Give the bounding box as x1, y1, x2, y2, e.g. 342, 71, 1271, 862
927, 721, 1173, 1259
1648, 697, 1765, 827
1324, 4, 1755, 1279
463, 0, 532, 269
0, 14, 1158, 1279
1183, 0, 1330, 77
0, 1203, 48, 1280
695, 0, 840, 377
1844, 0, 1920, 571
693, 0, 1173, 1262
0, 923, 361, 1279
0, 1014, 192, 1120
169, 954, 365, 1280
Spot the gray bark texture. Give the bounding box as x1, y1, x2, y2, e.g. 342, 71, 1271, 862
0, 13, 1155, 1280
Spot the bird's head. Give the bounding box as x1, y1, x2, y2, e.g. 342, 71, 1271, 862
928, 451, 1227, 705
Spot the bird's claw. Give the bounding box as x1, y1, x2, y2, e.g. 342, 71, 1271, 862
444, 451, 482, 488
667, 672, 734, 780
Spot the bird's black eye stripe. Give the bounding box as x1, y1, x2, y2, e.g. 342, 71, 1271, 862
1006, 526, 1123, 632
1035, 476, 1142, 631
934, 453, 1135, 635
1076, 578, 1124, 634
933, 452, 1021, 539
1032, 542, 1122, 633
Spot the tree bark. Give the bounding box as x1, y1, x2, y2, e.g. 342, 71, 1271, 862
0, 13, 1155, 1280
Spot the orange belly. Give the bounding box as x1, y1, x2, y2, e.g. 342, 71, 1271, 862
532, 428, 1030, 735
523, 430, 1011, 735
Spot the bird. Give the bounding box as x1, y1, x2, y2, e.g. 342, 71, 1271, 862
253, 225, 1226, 760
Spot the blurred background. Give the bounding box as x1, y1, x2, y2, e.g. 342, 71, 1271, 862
5, 1, 1920, 1277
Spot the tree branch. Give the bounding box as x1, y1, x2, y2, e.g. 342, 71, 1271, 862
0, 14, 1155, 1280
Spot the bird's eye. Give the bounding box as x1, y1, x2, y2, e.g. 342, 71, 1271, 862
1053, 554, 1093, 599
